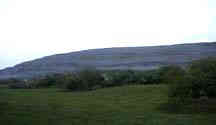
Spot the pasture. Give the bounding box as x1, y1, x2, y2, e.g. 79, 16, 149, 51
0, 85, 215, 125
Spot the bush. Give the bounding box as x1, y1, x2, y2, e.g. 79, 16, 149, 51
64, 69, 104, 91
168, 57, 216, 103
206, 85, 216, 98
8, 82, 27, 89
102, 69, 165, 86
34, 75, 56, 88
7, 78, 23, 89
27, 74, 65, 88
0, 79, 13, 85
141, 70, 161, 84
168, 75, 192, 99
188, 57, 216, 98
8, 78, 38, 89
64, 73, 85, 91
159, 65, 186, 84
102, 70, 136, 87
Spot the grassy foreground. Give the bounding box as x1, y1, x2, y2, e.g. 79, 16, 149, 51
0, 85, 216, 125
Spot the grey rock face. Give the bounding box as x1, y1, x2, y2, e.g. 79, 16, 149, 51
0, 42, 216, 79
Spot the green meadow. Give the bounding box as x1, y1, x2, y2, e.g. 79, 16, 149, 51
0, 85, 216, 125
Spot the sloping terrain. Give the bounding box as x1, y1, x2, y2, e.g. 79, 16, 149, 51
0, 42, 216, 79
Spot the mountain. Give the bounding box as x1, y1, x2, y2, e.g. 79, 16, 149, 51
1, 42, 216, 79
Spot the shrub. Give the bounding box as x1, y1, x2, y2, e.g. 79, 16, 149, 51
159, 65, 186, 84
8, 82, 27, 89
65, 69, 104, 91
0, 79, 13, 85
29, 74, 65, 88
102, 70, 136, 87
132, 70, 163, 85
8, 78, 23, 89
64, 73, 85, 91
188, 57, 216, 98
8, 79, 38, 89
206, 85, 216, 98
102, 69, 165, 86
142, 70, 161, 84
168, 57, 216, 104
34, 75, 56, 88
168, 75, 192, 99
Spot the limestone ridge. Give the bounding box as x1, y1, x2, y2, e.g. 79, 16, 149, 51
0, 42, 216, 79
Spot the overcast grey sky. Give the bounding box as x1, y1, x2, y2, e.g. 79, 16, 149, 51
0, 0, 215, 69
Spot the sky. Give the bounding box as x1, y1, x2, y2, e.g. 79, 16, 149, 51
0, 0, 215, 69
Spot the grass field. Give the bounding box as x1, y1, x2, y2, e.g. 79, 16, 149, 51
0, 85, 216, 125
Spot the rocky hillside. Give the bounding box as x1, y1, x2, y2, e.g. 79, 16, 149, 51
0, 42, 216, 79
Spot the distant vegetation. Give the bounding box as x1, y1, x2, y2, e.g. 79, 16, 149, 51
1, 57, 216, 124
5, 68, 165, 90
4, 57, 216, 105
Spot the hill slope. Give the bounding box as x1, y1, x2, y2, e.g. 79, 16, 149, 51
0, 42, 216, 79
